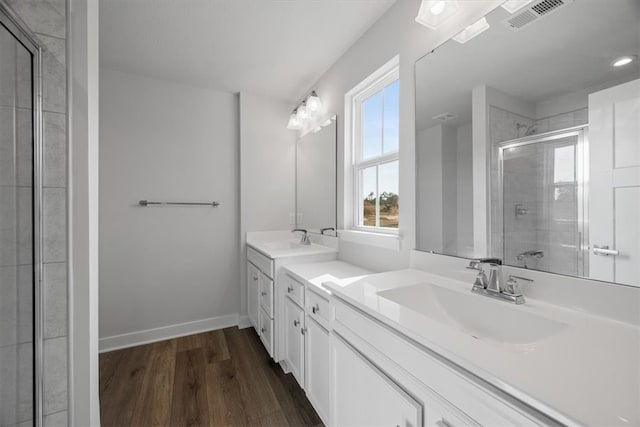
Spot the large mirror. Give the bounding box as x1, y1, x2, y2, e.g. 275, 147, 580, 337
296, 116, 337, 233
415, 0, 640, 286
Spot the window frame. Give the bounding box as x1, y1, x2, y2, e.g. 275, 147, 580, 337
349, 60, 400, 234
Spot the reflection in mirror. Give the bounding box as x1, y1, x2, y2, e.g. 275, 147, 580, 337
296, 116, 337, 233
415, 0, 640, 286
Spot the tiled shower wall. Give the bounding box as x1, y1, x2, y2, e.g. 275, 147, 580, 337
7, 0, 68, 425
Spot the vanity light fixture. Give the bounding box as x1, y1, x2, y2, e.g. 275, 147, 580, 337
415, 0, 459, 30
501, 0, 533, 14
453, 17, 490, 44
611, 55, 636, 67
287, 91, 326, 131
287, 107, 303, 130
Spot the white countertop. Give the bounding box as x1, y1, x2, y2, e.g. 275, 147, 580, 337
283, 260, 371, 294
246, 230, 338, 259
324, 268, 640, 427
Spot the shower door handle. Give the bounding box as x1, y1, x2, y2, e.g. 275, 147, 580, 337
593, 245, 619, 256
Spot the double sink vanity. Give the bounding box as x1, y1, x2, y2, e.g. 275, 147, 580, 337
245, 232, 639, 427
243, 1, 639, 426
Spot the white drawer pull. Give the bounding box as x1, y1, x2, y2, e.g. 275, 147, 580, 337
301, 327, 307, 335
287, 286, 294, 293
261, 327, 266, 333
312, 304, 320, 314
436, 418, 453, 427
261, 291, 267, 296
293, 320, 300, 327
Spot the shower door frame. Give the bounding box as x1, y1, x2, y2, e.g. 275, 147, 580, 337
0, 2, 44, 426
496, 125, 589, 276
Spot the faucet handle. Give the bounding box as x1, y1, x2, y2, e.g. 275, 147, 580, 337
504, 275, 533, 296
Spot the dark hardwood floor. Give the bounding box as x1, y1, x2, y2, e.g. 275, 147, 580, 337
100, 327, 323, 427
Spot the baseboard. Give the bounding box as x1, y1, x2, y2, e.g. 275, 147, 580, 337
99, 313, 240, 352
237, 315, 252, 329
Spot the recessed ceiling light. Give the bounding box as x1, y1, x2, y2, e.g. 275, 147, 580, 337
415, 0, 459, 30
453, 17, 490, 44
501, 0, 533, 14
611, 55, 636, 67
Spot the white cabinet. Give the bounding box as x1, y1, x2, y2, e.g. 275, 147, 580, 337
247, 246, 276, 357
284, 296, 305, 386
259, 307, 274, 357
330, 332, 423, 427
305, 315, 330, 424
247, 262, 260, 330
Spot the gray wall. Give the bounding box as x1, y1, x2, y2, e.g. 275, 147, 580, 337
99, 67, 240, 348
5, 0, 69, 425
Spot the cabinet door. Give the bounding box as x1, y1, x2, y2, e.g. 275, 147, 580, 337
305, 315, 330, 425
330, 333, 423, 427
247, 262, 260, 331
259, 308, 274, 358
260, 274, 274, 317
284, 297, 304, 387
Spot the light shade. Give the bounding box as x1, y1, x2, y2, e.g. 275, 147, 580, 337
415, 0, 459, 30
501, 0, 533, 14
453, 17, 490, 44
296, 101, 309, 121
287, 109, 303, 130
306, 91, 323, 113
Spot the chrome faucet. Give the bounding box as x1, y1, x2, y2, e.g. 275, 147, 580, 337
291, 228, 311, 245
516, 250, 544, 261
320, 227, 335, 235
467, 258, 529, 304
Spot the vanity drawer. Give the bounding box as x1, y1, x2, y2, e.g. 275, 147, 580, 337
247, 246, 273, 278
260, 275, 274, 317
259, 308, 274, 358
283, 274, 305, 308
306, 287, 333, 328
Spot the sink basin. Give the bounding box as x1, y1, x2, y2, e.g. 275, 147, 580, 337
377, 283, 567, 346
261, 240, 307, 250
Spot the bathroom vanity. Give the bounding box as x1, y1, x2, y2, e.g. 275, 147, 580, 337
245, 231, 337, 359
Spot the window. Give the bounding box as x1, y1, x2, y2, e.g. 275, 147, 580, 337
350, 62, 399, 231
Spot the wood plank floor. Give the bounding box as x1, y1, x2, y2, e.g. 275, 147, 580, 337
100, 327, 323, 427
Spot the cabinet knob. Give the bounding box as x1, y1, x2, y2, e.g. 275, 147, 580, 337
436, 419, 453, 427
312, 304, 320, 314
261, 327, 266, 333
293, 320, 300, 327
287, 286, 294, 293
253, 276, 258, 281
261, 291, 267, 296
300, 327, 307, 335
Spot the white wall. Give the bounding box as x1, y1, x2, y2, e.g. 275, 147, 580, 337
99, 68, 240, 348
300, 0, 504, 271
239, 92, 296, 316
69, 0, 100, 423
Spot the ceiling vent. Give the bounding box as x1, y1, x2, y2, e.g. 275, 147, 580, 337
432, 112, 459, 122
502, 0, 574, 31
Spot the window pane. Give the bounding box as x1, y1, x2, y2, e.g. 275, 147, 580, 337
553, 145, 575, 183
378, 161, 399, 228
361, 166, 377, 227
362, 91, 382, 160
383, 80, 399, 154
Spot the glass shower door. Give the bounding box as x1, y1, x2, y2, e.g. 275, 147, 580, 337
501, 129, 586, 277
0, 13, 37, 427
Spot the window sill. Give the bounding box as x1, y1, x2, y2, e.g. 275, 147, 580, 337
339, 229, 401, 251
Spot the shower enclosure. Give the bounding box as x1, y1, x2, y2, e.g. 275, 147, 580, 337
0, 4, 43, 426
498, 126, 588, 277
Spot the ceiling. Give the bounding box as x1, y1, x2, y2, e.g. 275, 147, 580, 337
415, 0, 640, 131
100, 0, 396, 102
